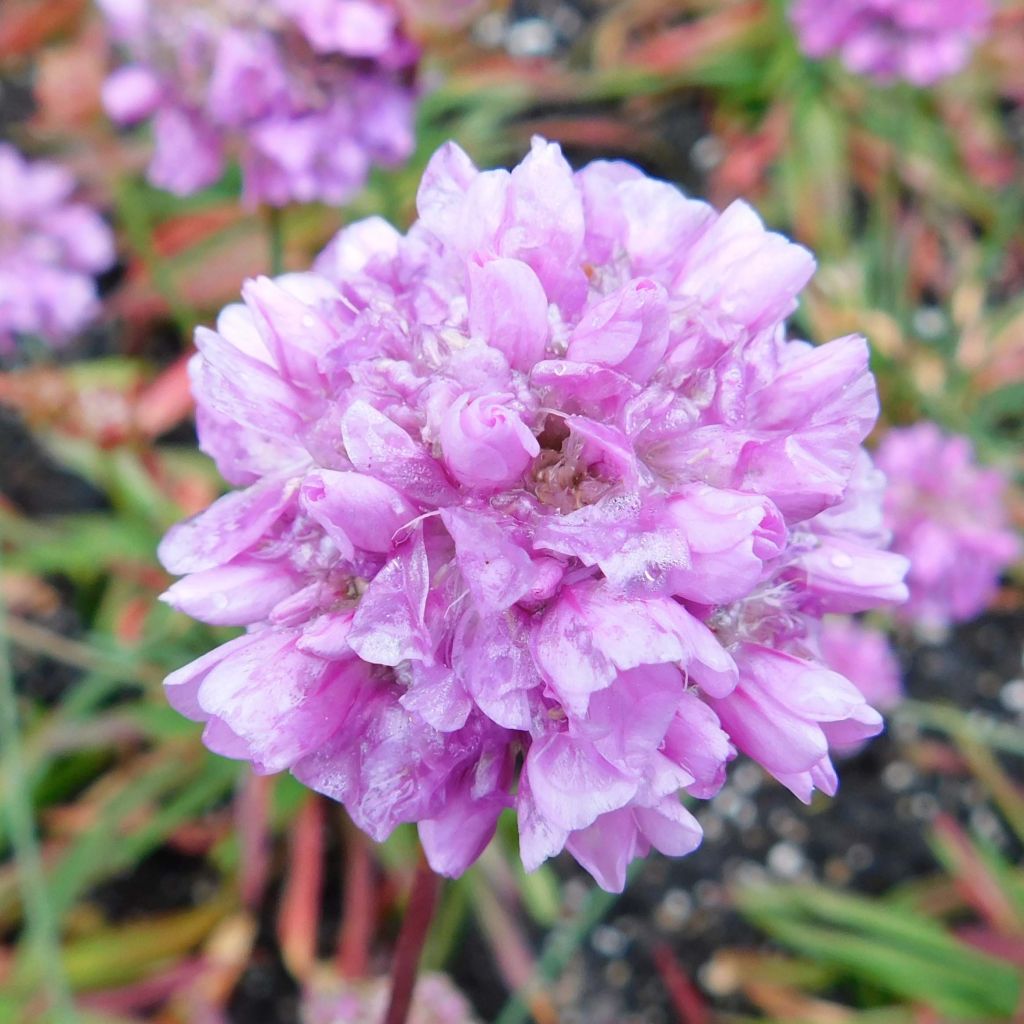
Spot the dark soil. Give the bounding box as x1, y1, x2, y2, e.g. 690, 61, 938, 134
554, 611, 1024, 1024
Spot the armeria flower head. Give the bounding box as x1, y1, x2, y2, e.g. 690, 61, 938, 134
790, 0, 991, 85
877, 423, 1019, 630
0, 145, 115, 353
98, 0, 418, 205
159, 138, 909, 892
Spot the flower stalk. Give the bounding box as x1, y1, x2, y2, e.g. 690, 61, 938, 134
384, 849, 441, 1024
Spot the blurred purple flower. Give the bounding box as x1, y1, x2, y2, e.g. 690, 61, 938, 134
819, 616, 902, 711
98, 0, 418, 206
0, 145, 115, 353
303, 973, 476, 1023
159, 138, 909, 892
790, 0, 991, 85
877, 423, 1019, 630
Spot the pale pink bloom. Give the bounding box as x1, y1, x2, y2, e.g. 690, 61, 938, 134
160, 139, 907, 891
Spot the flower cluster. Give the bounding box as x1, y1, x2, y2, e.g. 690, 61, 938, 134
790, 0, 991, 86
877, 423, 1019, 630
98, 0, 418, 206
0, 144, 115, 353
160, 138, 909, 892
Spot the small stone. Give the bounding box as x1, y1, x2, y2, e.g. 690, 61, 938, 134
1000, 679, 1024, 714
767, 841, 805, 879
882, 761, 916, 791
592, 925, 628, 959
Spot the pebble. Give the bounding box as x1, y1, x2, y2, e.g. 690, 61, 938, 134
767, 841, 806, 879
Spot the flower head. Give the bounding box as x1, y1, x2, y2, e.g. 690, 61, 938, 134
160, 138, 908, 891
98, 0, 418, 205
790, 0, 991, 85
877, 423, 1019, 630
0, 145, 115, 353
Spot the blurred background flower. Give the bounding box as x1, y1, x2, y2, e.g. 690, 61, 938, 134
98, 0, 419, 205
0, 143, 114, 351
790, 0, 991, 85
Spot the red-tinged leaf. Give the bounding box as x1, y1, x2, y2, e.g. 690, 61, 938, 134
932, 814, 1024, 937
135, 354, 195, 440
78, 957, 206, 1016
0, 0, 85, 56
652, 943, 710, 1024
153, 207, 248, 260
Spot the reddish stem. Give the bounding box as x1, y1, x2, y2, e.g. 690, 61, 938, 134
383, 849, 441, 1024
337, 816, 375, 978
277, 795, 325, 981
652, 942, 710, 1024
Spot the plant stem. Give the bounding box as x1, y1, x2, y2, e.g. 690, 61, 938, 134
383, 848, 441, 1024
0, 554, 79, 1022
266, 206, 286, 276
338, 816, 375, 978
493, 867, 636, 1024
114, 175, 193, 336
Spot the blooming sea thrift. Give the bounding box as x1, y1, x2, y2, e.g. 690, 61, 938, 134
159, 138, 910, 892
98, 0, 418, 205
790, 0, 991, 86
0, 145, 115, 353
877, 423, 1019, 630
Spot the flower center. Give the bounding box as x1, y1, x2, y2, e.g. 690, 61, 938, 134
530, 414, 615, 514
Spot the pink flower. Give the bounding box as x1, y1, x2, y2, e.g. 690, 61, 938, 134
159, 138, 908, 892
818, 616, 902, 711
98, 0, 418, 205
0, 145, 115, 353
790, 0, 991, 86
876, 423, 1019, 629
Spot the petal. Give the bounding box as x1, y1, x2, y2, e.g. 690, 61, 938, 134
302, 469, 416, 556
467, 257, 550, 371
158, 475, 297, 575
348, 529, 433, 666
160, 558, 300, 626
634, 798, 703, 858
341, 401, 456, 506
441, 508, 539, 612
565, 808, 639, 893
525, 732, 637, 832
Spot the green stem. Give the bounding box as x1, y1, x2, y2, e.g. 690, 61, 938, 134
493, 867, 636, 1024
266, 206, 286, 276
114, 176, 193, 337
0, 551, 79, 1023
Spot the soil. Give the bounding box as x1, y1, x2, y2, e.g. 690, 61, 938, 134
546, 611, 1024, 1024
